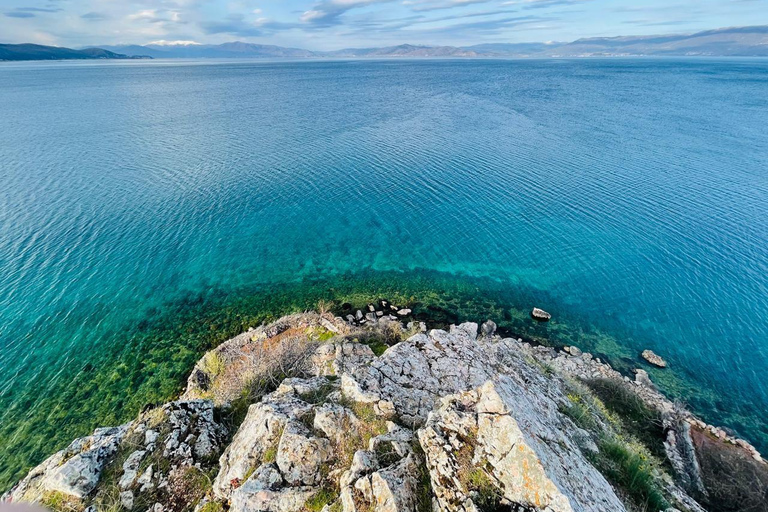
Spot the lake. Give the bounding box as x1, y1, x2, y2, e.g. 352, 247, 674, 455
0, 57, 766, 489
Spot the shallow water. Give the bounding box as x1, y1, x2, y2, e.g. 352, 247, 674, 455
0, 58, 766, 488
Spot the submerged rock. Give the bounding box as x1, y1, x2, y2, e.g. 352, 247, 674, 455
531, 307, 552, 321
642, 349, 668, 368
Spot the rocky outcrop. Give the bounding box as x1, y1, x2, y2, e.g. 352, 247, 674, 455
5, 425, 129, 502
6, 310, 763, 512
419, 380, 626, 512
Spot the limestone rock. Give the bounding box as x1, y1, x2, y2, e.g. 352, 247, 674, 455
342, 324, 495, 426
310, 343, 375, 377
531, 308, 552, 321
214, 393, 313, 498
230, 463, 315, 512
4, 424, 129, 502
418, 380, 627, 512
642, 349, 668, 368
340, 425, 422, 512
635, 369, 657, 389
480, 320, 496, 337
276, 423, 332, 486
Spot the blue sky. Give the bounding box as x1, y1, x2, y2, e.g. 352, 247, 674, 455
1, 0, 766, 49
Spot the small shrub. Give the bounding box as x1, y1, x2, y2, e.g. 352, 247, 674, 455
166, 466, 212, 512
465, 467, 504, 512
592, 435, 669, 512
200, 352, 225, 378
41, 491, 84, 512
263, 444, 278, 464
585, 379, 665, 456
303, 486, 338, 512
559, 393, 599, 432
411, 442, 433, 512
374, 442, 400, 467
198, 502, 224, 512
690, 426, 768, 512
299, 382, 336, 404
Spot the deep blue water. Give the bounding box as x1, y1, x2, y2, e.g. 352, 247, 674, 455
0, 58, 767, 483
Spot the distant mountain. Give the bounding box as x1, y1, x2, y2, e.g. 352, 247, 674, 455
0, 43, 148, 61
101, 42, 314, 59
538, 26, 768, 57
464, 42, 562, 56
322, 44, 479, 58
5, 25, 768, 62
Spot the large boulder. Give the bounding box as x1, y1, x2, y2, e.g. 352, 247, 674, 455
4, 425, 129, 502
418, 380, 627, 512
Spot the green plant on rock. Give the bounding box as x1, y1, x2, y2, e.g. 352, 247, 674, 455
262, 444, 278, 464
591, 435, 669, 512
303, 486, 339, 512
299, 382, 336, 404
411, 442, 434, 512
200, 352, 226, 378
41, 491, 84, 512
198, 502, 224, 512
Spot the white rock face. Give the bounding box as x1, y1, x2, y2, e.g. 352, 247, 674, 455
276, 423, 332, 486
214, 393, 313, 498
419, 379, 627, 512
339, 424, 422, 512
343, 325, 496, 426
4, 315, 720, 512
4, 424, 129, 501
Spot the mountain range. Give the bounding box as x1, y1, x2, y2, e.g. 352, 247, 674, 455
2, 26, 767, 61
0, 43, 148, 61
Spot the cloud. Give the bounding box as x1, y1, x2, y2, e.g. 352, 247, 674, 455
405, 0, 495, 12
200, 14, 265, 36
16, 7, 62, 13
4, 6, 63, 18
300, 0, 398, 26
5, 12, 36, 18
81, 12, 109, 21
501, 0, 587, 8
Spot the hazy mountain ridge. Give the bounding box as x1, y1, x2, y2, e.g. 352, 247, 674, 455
2, 25, 767, 61
0, 43, 147, 61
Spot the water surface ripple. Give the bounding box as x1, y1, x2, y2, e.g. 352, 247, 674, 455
0, 58, 767, 485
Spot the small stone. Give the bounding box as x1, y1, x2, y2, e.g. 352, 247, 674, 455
480, 320, 496, 337
145, 430, 159, 445
397, 309, 411, 316
531, 308, 551, 321
566, 346, 582, 357
376, 311, 384, 317
368, 304, 376, 312
641, 350, 667, 368
120, 491, 134, 510
634, 369, 656, 389
365, 312, 378, 324
356, 310, 364, 321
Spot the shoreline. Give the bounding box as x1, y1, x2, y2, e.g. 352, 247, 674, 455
5, 307, 766, 512
1, 273, 766, 496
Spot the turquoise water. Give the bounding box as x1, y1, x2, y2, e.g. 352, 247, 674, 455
0, 58, 767, 487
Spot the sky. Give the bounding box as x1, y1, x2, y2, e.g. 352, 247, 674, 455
1, 0, 767, 49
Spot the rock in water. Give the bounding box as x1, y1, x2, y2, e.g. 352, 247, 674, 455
531, 307, 552, 321
642, 349, 667, 368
